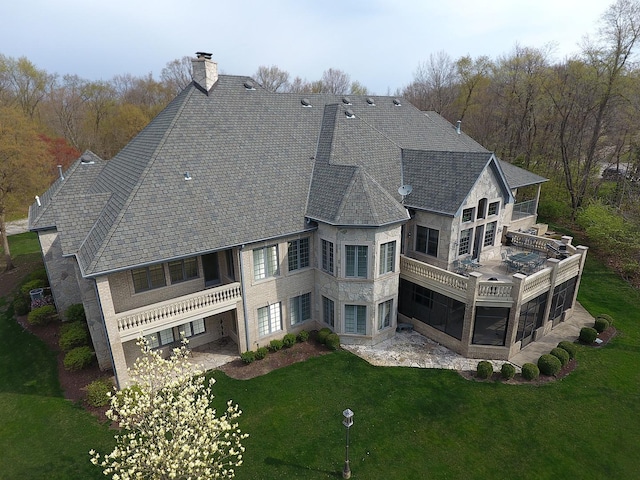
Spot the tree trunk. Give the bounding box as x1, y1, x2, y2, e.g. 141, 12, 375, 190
0, 213, 15, 271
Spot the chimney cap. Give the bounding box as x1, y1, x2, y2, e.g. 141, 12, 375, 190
195, 52, 213, 60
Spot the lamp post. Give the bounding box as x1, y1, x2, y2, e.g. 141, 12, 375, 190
342, 408, 354, 479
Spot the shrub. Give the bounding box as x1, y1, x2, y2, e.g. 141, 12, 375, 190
521, 363, 540, 381
325, 333, 340, 351
86, 378, 113, 407
317, 328, 332, 344
20, 279, 45, 297
282, 333, 297, 348
594, 317, 609, 333
501, 363, 516, 380
297, 330, 309, 342
255, 347, 268, 360
550, 347, 570, 367
269, 339, 283, 352
59, 322, 89, 352
557, 340, 577, 359
63, 346, 95, 371
579, 327, 598, 344
538, 354, 562, 376
476, 361, 493, 379
27, 305, 57, 325
13, 295, 29, 316
596, 313, 614, 326
240, 351, 255, 364
65, 303, 86, 323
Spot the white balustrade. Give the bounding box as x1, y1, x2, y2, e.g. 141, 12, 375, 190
400, 256, 468, 296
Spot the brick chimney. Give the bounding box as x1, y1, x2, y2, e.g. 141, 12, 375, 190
192, 52, 218, 92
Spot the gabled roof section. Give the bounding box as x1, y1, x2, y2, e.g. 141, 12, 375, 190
402, 150, 497, 216
498, 159, 547, 188
28, 151, 106, 236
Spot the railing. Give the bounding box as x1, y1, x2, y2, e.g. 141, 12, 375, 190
555, 254, 581, 284
522, 268, 552, 301
116, 282, 242, 341
507, 231, 552, 252
512, 199, 537, 218
477, 281, 513, 302
400, 256, 468, 300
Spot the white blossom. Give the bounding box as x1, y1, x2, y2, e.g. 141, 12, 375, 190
90, 337, 248, 479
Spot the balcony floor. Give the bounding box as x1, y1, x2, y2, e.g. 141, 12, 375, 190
456, 245, 548, 280
189, 337, 238, 371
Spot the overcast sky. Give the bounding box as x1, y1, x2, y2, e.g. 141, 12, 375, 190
2, 0, 610, 94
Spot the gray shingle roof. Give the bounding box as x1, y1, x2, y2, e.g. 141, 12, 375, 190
30, 73, 547, 277
498, 160, 548, 188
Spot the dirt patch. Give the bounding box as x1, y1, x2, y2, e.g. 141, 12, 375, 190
219, 337, 333, 380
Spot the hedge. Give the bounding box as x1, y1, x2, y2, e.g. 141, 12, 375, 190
557, 341, 577, 359
59, 322, 89, 352
86, 378, 113, 407
325, 333, 340, 351
27, 305, 57, 326
476, 361, 493, 379
317, 328, 332, 344
63, 346, 95, 371
501, 363, 516, 380
65, 304, 86, 323
538, 354, 562, 376
522, 363, 540, 381
550, 347, 570, 367
579, 327, 598, 344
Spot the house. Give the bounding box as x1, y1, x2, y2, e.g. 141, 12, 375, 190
28, 53, 587, 387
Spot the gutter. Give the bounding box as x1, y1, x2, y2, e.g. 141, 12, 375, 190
238, 245, 251, 352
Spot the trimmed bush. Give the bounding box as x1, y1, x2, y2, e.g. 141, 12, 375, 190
522, 363, 540, 381
20, 279, 45, 297
27, 305, 57, 326
501, 363, 516, 380
558, 340, 578, 359
269, 339, 283, 352
596, 313, 614, 326
325, 333, 340, 351
59, 322, 89, 352
594, 317, 609, 333
63, 346, 95, 371
317, 328, 332, 344
297, 330, 310, 342
86, 378, 113, 407
579, 327, 598, 344
13, 295, 29, 316
282, 333, 297, 348
550, 347, 570, 367
65, 304, 86, 323
476, 361, 493, 379
538, 354, 562, 376
240, 351, 255, 364
255, 347, 268, 360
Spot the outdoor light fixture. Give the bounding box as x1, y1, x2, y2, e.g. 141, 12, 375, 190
342, 408, 354, 479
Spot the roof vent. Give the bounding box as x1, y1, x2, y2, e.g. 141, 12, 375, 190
35, 195, 41, 207
301, 98, 312, 107
345, 109, 355, 118
196, 52, 212, 60
455, 120, 462, 134
57, 165, 64, 180
342, 97, 352, 105
184, 172, 192, 181
393, 98, 402, 106
244, 80, 256, 90
366, 97, 375, 106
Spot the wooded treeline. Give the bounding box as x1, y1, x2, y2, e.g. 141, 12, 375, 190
1, 0, 639, 276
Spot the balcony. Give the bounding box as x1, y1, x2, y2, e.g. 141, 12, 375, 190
116, 282, 242, 341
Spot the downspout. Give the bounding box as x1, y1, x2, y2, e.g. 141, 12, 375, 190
238, 245, 251, 352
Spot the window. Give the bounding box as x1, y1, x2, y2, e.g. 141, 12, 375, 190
225, 249, 235, 279
484, 222, 497, 247
290, 293, 311, 325
132, 264, 166, 293
258, 303, 282, 337
472, 306, 509, 346
462, 208, 474, 222
179, 318, 206, 338
488, 201, 500, 216
345, 245, 368, 278
168, 257, 198, 284
416, 226, 439, 257
322, 296, 335, 327
146, 327, 174, 349
288, 238, 309, 271
458, 229, 472, 255
477, 198, 487, 219
345, 305, 366, 334
253, 245, 279, 280
321, 239, 334, 274
378, 299, 393, 330
379, 241, 396, 275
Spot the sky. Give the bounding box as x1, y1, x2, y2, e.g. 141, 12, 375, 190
1, 0, 611, 95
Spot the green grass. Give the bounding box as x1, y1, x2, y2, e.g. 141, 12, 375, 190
1, 245, 639, 478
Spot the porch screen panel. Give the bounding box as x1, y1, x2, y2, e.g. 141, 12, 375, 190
517, 293, 547, 343
472, 306, 509, 346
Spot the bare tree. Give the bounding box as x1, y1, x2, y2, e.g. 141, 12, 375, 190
254, 65, 290, 92
403, 51, 458, 118
161, 56, 193, 95
319, 68, 351, 94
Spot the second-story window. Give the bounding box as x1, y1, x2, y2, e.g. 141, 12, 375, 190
253, 245, 279, 280
345, 245, 368, 278
379, 241, 396, 274
488, 201, 500, 216
288, 238, 309, 272
132, 264, 166, 293
321, 239, 334, 274
484, 222, 497, 246
462, 208, 474, 222
459, 229, 472, 255
416, 226, 439, 257
168, 257, 198, 284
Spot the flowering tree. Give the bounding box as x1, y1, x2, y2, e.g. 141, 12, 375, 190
90, 338, 247, 479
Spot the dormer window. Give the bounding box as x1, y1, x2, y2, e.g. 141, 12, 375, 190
462, 208, 474, 223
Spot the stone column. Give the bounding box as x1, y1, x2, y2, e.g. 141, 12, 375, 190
460, 272, 482, 355
507, 273, 527, 356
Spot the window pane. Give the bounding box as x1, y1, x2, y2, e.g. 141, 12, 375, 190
345, 305, 366, 334
192, 318, 205, 335
427, 229, 439, 256
378, 299, 392, 330
159, 327, 174, 346
132, 268, 148, 292
145, 333, 160, 349
169, 260, 184, 283
484, 222, 496, 247
357, 246, 367, 277
417, 227, 438, 256
179, 322, 193, 338
184, 258, 198, 279
291, 293, 311, 324
346, 246, 355, 276
269, 302, 282, 333
322, 296, 335, 327
459, 229, 472, 255
322, 240, 334, 274
266, 245, 279, 276
253, 248, 265, 279
287, 241, 297, 271
148, 264, 166, 288
380, 242, 395, 274
462, 208, 474, 222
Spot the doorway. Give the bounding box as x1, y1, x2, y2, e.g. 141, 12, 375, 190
202, 252, 220, 287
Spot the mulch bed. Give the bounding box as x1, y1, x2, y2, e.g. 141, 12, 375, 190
460, 326, 617, 385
